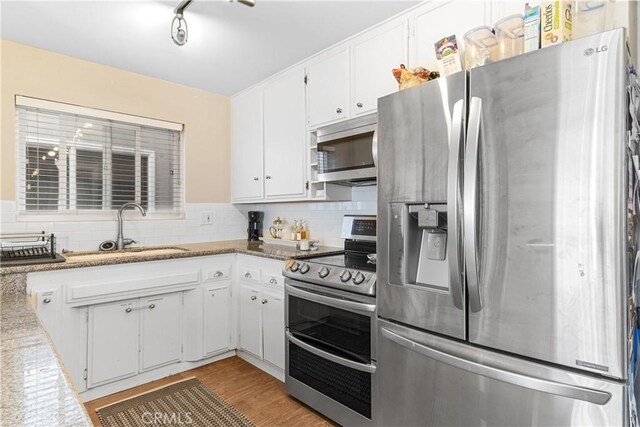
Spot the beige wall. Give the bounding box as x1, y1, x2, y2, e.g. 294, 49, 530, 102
0, 40, 230, 203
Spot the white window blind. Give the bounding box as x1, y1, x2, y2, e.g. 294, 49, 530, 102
16, 98, 184, 215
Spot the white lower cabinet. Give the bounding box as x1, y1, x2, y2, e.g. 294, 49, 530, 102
261, 290, 285, 370
140, 293, 183, 372
88, 299, 140, 388
87, 292, 183, 388
204, 285, 231, 356
239, 285, 263, 358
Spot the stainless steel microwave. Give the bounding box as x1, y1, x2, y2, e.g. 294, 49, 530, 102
316, 113, 377, 185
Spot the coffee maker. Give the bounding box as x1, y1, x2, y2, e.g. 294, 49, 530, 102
247, 211, 263, 241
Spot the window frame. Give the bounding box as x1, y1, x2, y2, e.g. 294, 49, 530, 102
15, 96, 185, 221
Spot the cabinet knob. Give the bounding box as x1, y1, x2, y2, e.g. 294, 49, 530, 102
356, 102, 363, 108
125, 307, 132, 313
213, 271, 223, 278
245, 272, 252, 279
42, 297, 52, 304
253, 177, 259, 181
149, 303, 156, 309
336, 108, 343, 114
261, 299, 268, 304
251, 295, 257, 301
265, 175, 272, 180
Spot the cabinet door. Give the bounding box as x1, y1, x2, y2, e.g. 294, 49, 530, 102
306, 45, 350, 128
232, 86, 264, 201
262, 291, 285, 370
204, 286, 230, 356
351, 19, 408, 116
87, 299, 139, 388
263, 68, 307, 199
140, 293, 183, 372
239, 285, 262, 358
409, 1, 487, 71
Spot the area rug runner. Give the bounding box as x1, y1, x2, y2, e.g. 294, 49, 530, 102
96, 377, 254, 427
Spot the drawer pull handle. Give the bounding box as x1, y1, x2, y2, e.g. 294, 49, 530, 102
251, 295, 257, 301
262, 299, 268, 304
43, 297, 52, 304
149, 303, 156, 309
269, 278, 277, 285
125, 307, 132, 313
213, 271, 224, 278
245, 272, 252, 279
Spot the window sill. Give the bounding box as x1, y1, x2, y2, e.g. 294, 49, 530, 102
15, 212, 186, 222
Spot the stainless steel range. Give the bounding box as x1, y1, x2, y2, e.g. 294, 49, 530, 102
283, 215, 376, 426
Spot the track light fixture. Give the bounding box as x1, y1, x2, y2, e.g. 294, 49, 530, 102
171, 0, 255, 46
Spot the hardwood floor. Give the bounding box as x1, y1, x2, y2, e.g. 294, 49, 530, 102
85, 356, 336, 426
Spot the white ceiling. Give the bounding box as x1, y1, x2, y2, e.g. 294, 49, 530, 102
1, 0, 419, 96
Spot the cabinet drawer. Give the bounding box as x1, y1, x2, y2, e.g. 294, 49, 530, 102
262, 274, 284, 289
204, 266, 232, 282
239, 266, 260, 283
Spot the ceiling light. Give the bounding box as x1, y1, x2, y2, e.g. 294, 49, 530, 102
171, 0, 255, 46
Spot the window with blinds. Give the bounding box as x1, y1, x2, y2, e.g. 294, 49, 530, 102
16, 97, 183, 215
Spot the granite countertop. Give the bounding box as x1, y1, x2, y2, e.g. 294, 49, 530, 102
0, 239, 343, 426
1, 275, 91, 426
0, 239, 343, 275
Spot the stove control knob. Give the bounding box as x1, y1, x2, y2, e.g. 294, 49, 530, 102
299, 263, 310, 274
352, 271, 366, 285
319, 266, 331, 278
290, 262, 300, 272
339, 270, 352, 282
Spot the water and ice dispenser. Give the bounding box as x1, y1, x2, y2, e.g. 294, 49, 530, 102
388, 202, 450, 290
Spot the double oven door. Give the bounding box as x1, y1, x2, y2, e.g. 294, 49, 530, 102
285, 278, 376, 426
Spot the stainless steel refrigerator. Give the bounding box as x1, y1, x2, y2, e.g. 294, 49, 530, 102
376, 29, 638, 426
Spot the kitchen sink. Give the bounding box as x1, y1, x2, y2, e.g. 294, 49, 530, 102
65, 247, 190, 262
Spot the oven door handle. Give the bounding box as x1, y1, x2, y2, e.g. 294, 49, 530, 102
287, 331, 376, 373
285, 283, 376, 313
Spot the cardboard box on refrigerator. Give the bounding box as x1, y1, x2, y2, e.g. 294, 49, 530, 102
541, 0, 572, 48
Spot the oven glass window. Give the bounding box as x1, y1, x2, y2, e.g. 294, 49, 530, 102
289, 342, 372, 419
317, 131, 375, 174
288, 294, 371, 362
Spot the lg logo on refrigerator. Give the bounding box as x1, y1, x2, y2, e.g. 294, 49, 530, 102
584, 46, 608, 56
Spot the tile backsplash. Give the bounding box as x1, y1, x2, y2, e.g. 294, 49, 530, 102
0, 186, 377, 252
244, 186, 377, 248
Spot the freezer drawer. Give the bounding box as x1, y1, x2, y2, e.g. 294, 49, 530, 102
376, 319, 627, 427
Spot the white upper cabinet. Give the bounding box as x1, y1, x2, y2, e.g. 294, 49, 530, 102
263, 67, 307, 199
409, 1, 488, 71
232, 86, 263, 202
306, 45, 350, 128
351, 18, 408, 116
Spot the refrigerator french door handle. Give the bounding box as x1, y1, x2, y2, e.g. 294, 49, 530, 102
372, 126, 378, 167
447, 99, 465, 310
464, 97, 482, 313
380, 327, 611, 405
287, 331, 377, 373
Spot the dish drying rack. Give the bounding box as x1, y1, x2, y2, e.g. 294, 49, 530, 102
0, 232, 65, 266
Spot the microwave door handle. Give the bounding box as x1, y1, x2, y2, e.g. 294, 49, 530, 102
372, 126, 378, 167
287, 331, 376, 373
447, 99, 465, 310
464, 97, 482, 313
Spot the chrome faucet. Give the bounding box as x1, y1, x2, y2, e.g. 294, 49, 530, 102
116, 202, 147, 249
